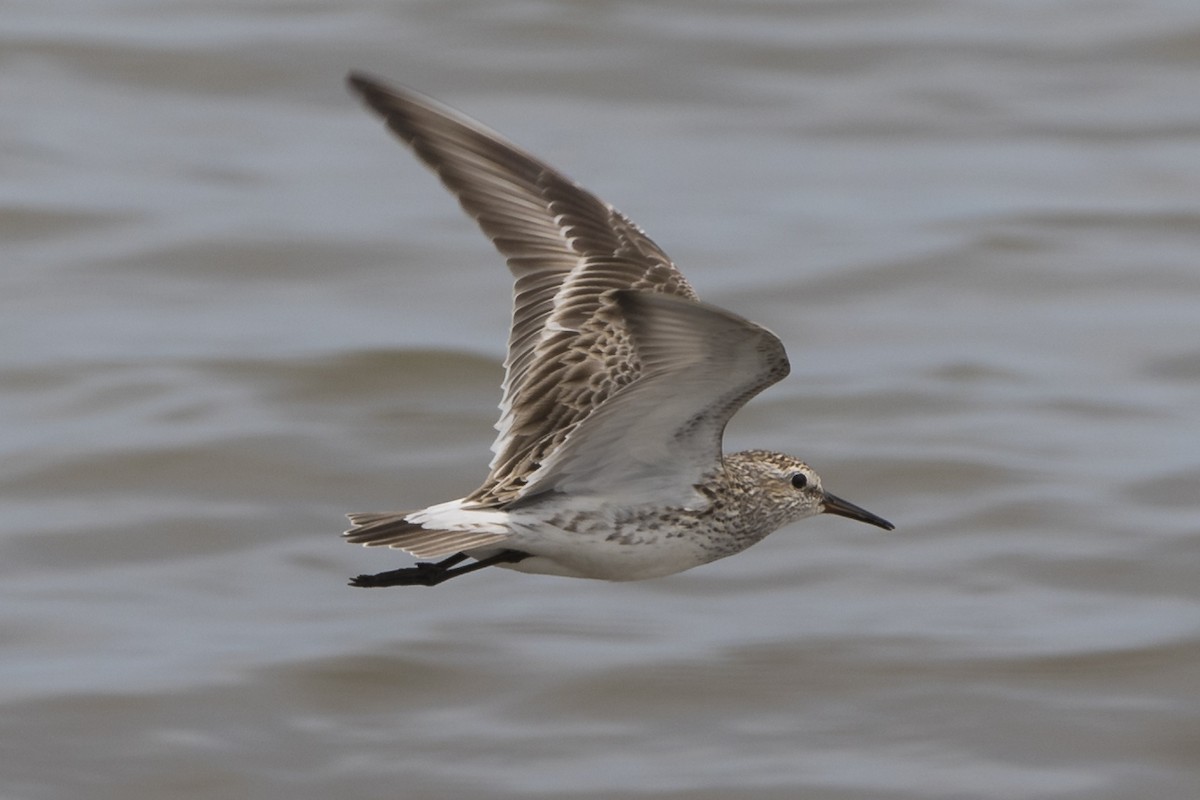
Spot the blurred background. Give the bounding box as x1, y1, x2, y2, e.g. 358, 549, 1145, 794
3, 1, 1198, 798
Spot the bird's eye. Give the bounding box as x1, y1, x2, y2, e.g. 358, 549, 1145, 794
790, 473, 808, 489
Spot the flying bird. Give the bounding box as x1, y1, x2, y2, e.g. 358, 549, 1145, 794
342, 73, 893, 587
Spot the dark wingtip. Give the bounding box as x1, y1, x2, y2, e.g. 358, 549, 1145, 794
346, 72, 393, 109
345, 70, 378, 93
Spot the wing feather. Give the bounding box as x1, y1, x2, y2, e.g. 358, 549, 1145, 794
347, 75, 708, 506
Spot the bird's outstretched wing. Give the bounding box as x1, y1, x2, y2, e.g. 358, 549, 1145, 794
348, 75, 737, 506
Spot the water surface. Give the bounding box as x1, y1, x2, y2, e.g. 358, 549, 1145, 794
4, 1, 1199, 798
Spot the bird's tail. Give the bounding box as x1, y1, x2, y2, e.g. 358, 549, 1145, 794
342, 501, 511, 558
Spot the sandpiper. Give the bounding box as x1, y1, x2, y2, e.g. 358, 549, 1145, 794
342, 73, 893, 587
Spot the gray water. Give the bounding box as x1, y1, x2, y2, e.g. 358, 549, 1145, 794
4, 1, 1199, 798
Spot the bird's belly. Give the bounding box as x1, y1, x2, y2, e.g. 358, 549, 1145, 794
468, 519, 728, 581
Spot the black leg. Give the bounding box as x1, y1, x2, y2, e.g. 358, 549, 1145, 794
349, 549, 529, 588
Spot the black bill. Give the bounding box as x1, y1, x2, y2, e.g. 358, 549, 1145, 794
822, 492, 894, 531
